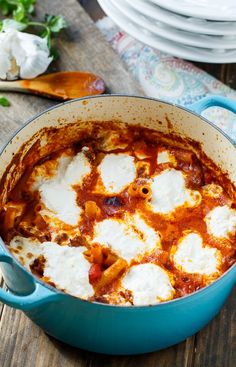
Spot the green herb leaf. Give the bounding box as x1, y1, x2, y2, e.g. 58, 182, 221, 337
0, 0, 15, 16
0, 96, 10, 107
0, 0, 35, 20
45, 14, 67, 33
13, 4, 26, 21
22, 0, 35, 14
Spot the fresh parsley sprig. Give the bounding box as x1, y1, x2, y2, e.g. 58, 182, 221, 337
0, 0, 35, 21
0, 0, 67, 57
30, 14, 67, 51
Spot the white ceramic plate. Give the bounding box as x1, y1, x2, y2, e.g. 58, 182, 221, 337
125, 0, 236, 35
114, 0, 236, 49
150, 0, 236, 21
98, 0, 236, 63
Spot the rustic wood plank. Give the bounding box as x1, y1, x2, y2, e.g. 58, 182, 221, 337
102, 338, 195, 367
0, 273, 4, 319
80, 0, 104, 21
192, 288, 236, 367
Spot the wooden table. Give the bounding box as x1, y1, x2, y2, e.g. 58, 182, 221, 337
0, 1, 235, 366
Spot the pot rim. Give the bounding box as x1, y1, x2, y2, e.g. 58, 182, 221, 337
0, 93, 235, 309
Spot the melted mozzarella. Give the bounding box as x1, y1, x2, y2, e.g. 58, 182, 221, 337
98, 153, 136, 194
93, 214, 160, 262
37, 151, 91, 226
63, 151, 91, 186
40, 182, 81, 226
173, 233, 220, 275
205, 205, 236, 238
43, 243, 94, 299
9, 236, 42, 270
122, 263, 174, 305
31, 155, 72, 190
9, 236, 94, 299
149, 169, 201, 214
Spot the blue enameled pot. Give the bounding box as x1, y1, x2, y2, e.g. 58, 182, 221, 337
0, 95, 235, 355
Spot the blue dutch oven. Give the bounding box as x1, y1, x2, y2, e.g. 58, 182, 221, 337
0, 95, 235, 355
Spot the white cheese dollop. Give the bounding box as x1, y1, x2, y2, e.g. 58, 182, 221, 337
9, 236, 94, 299
43, 243, 94, 299
9, 236, 43, 270
205, 205, 236, 238
0, 29, 52, 80
93, 214, 160, 262
31, 155, 72, 191
98, 153, 136, 194
40, 182, 82, 226
149, 168, 201, 214
63, 152, 92, 186
173, 232, 220, 275
38, 151, 91, 226
122, 263, 174, 306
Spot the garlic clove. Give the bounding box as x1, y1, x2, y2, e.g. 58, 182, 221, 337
19, 52, 53, 79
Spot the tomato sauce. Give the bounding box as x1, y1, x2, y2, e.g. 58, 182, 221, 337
0, 122, 235, 304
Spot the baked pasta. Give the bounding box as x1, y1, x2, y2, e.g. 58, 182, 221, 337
0, 122, 236, 306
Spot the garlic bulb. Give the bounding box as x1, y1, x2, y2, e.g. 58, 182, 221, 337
0, 29, 53, 80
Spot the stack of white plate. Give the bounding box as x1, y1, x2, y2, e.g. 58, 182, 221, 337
97, 0, 236, 63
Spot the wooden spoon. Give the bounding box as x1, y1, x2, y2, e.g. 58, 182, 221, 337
0, 71, 105, 100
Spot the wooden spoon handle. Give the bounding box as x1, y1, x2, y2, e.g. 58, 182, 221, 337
0, 80, 29, 93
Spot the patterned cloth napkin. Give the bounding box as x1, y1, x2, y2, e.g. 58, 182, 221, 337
96, 17, 236, 142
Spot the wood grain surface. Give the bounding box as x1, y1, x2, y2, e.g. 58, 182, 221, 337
0, 0, 235, 366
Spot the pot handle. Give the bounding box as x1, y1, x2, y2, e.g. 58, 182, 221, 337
188, 95, 236, 115
0, 253, 59, 311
